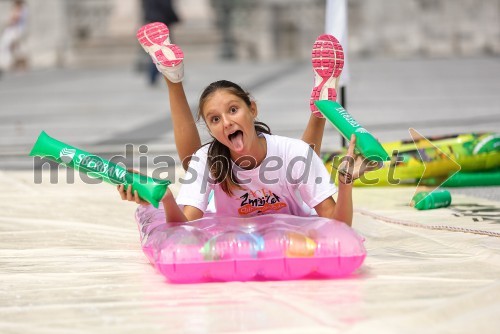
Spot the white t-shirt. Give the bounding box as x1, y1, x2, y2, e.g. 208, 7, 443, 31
176, 133, 337, 217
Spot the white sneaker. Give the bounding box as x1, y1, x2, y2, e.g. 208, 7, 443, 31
136, 22, 184, 83
310, 34, 344, 118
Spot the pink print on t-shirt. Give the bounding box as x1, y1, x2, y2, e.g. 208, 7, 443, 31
238, 189, 287, 215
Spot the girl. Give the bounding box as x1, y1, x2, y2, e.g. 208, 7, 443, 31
119, 23, 377, 226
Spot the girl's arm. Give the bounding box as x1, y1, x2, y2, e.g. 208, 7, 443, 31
118, 185, 204, 223
314, 135, 380, 226
161, 188, 204, 222
301, 115, 326, 155
314, 181, 353, 226
165, 80, 202, 171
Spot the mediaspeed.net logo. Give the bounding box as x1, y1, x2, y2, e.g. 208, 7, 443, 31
59, 148, 76, 164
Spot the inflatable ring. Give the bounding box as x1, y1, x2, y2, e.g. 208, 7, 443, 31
136, 205, 367, 283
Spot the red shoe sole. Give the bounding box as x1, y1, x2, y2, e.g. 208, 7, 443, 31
137, 22, 183, 67
310, 34, 344, 116
136, 22, 170, 48
154, 45, 184, 67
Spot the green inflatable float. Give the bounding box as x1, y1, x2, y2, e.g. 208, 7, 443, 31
30, 131, 169, 208
422, 169, 500, 187
323, 132, 500, 187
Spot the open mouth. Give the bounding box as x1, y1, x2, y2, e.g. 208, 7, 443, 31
228, 130, 243, 141
228, 130, 244, 151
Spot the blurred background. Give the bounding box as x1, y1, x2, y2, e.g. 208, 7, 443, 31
1, 0, 499, 68
0, 0, 499, 181
0, 0, 500, 69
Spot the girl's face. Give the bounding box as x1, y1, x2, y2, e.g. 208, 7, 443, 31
202, 90, 263, 160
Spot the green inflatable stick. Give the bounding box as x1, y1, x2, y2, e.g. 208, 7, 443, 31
411, 190, 451, 210
315, 100, 390, 162
29, 131, 169, 208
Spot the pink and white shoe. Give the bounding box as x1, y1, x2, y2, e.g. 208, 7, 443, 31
136, 22, 184, 83
310, 34, 344, 118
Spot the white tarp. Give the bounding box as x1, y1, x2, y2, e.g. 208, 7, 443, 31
1, 171, 499, 333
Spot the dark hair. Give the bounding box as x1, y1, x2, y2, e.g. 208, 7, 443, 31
198, 80, 271, 196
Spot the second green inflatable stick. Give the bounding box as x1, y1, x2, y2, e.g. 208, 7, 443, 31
315, 100, 390, 162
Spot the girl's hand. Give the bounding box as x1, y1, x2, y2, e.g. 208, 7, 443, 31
337, 134, 383, 184
117, 184, 150, 205
117, 169, 150, 205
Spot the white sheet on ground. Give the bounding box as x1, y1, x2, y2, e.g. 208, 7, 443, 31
1, 171, 499, 334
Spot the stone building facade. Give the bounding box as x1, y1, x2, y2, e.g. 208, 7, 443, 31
0, 0, 498, 69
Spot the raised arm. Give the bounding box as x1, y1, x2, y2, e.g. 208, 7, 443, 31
314, 135, 380, 226
314, 179, 353, 226
165, 80, 201, 171
136, 22, 201, 170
